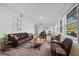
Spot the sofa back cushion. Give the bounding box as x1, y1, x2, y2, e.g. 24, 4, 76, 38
8, 32, 28, 40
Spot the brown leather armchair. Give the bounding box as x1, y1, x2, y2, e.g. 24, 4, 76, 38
51, 38, 73, 56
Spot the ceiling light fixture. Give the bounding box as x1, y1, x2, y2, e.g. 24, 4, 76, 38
39, 17, 43, 19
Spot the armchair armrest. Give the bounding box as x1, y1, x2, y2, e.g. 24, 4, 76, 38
51, 43, 56, 56
52, 40, 62, 45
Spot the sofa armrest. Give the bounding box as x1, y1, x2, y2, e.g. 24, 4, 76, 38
5, 41, 12, 44
51, 43, 56, 56
52, 40, 62, 45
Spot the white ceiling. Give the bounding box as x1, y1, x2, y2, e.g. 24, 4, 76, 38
2, 3, 75, 27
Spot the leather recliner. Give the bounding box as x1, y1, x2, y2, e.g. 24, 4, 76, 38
51, 38, 73, 56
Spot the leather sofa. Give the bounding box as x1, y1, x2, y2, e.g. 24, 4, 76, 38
51, 38, 73, 56
7, 32, 33, 47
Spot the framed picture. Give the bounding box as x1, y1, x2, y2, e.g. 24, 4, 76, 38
66, 6, 77, 37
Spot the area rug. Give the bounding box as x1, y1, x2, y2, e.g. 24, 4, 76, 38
0, 41, 51, 56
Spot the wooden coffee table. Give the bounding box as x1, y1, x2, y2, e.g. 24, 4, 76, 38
30, 38, 45, 49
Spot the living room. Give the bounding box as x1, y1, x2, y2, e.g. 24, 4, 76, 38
0, 1, 79, 57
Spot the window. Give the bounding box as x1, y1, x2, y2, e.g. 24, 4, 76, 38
60, 20, 62, 33
66, 6, 77, 37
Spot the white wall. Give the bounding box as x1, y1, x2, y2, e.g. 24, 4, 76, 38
23, 19, 34, 34
0, 4, 34, 38
53, 24, 58, 35
0, 6, 13, 37
38, 25, 44, 35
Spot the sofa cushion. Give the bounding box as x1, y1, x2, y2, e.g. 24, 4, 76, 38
52, 43, 66, 56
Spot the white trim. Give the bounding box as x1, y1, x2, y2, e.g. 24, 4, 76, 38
65, 4, 77, 16
76, 4, 79, 43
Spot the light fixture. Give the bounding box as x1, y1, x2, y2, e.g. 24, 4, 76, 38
39, 17, 43, 19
